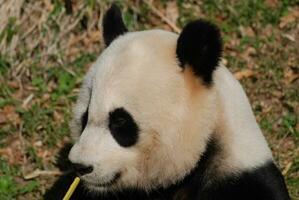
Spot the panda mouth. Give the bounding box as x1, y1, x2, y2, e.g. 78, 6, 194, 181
89, 172, 121, 188
98, 172, 121, 187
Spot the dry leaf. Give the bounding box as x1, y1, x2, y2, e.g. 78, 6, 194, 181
0, 148, 14, 163
227, 37, 240, 48
242, 47, 257, 57
7, 81, 19, 89
2, 105, 21, 126
281, 33, 295, 42
11, 89, 24, 101
240, 47, 257, 69
0, 114, 6, 124
279, 8, 299, 28
53, 110, 63, 122
265, 0, 278, 8
262, 24, 274, 38
44, 0, 54, 11
239, 26, 255, 37
284, 68, 299, 84
0, 137, 24, 165
88, 30, 101, 43
34, 140, 43, 147
234, 69, 254, 80
42, 93, 50, 101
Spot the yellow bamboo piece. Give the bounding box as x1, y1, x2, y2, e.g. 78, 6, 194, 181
63, 177, 80, 200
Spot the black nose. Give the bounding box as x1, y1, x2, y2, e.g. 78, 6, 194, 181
72, 163, 93, 176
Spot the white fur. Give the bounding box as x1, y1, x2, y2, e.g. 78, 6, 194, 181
213, 65, 272, 175
69, 30, 272, 192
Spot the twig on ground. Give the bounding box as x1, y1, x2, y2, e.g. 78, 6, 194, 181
143, 0, 181, 33
282, 161, 293, 176
23, 169, 66, 180
22, 93, 34, 108
47, 7, 85, 55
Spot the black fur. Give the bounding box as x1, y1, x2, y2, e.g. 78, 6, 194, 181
197, 162, 291, 200
108, 107, 139, 147
45, 138, 290, 200
80, 89, 92, 133
176, 20, 222, 86
103, 4, 128, 47
81, 109, 88, 132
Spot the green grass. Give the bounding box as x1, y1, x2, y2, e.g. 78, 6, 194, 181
0, 159, 39, 200
0, 17, 19, 45
0, 0, 298, 199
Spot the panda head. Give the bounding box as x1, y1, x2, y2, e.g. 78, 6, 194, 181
68, 4, 222, 193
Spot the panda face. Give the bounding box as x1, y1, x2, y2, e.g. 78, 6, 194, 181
68, 5, 222, 193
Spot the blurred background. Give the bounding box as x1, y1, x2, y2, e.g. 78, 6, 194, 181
0, 0, 298, 199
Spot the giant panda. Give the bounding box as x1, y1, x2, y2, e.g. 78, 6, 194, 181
63, 4, 291, 200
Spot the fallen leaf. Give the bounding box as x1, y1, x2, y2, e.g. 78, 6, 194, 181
0, 148, 13, 163
239, 26, 255, 37
53, 110, 63, 122
44, 0, 54, 11
7, 81, 19, 89
262, 24, 274, 38
279, 8, 299, 28
2, 105, 21, 126
265, 0, 278, 8
0, 137, 24, 165
34, 140, 43, 147
67, 33, 85, 49
0, 114, 6, 124
281, 33, 295, 42
11, 89, 24, 101
240, 47, 257, 69
227, 37, 240, 48
242, 47, 257, 57
88, 30, 101, 43
42, 93, 50, 101
234, 69, 254, 80
284, 68, 299, 84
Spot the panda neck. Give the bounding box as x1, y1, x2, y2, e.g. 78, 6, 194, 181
149, 136, 220, 199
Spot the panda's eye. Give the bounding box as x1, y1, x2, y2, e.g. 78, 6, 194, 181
108, 108, 139, 147
112, 117, 127, 127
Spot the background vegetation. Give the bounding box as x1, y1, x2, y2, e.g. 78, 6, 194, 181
0, 0, 298, 199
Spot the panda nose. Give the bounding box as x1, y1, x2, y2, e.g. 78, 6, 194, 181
72, 163, 94, 176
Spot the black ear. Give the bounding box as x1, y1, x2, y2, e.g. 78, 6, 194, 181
176, 20, 222, 86
103, 4, 128, 47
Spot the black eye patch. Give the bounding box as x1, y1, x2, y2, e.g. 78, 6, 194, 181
108, 108, 139, 147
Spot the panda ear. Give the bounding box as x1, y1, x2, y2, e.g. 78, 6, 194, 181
103, 4, 128, 47
176, 20, 222, 86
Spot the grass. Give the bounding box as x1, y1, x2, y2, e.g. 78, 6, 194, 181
0, 159, 39, 200
0, 0, 298, 199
